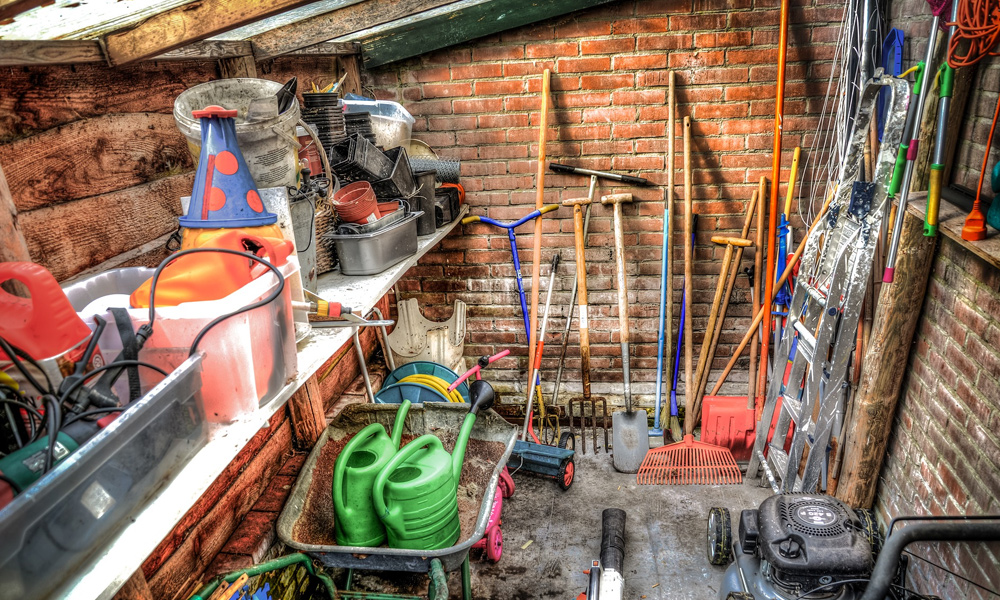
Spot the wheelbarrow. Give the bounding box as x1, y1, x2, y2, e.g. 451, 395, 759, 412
277, 402, 517, 600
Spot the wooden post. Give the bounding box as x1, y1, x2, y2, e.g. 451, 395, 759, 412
836, 207, 936, 509
288, 375, 326, 449
338, 54, 363, 96
218, 55, 258, 79
0, 163, 31, 296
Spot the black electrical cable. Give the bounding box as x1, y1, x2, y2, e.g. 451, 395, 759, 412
0, 473, 21, 494
0, 396, 44, 443
0, 336, 53, 395
793, 578, 870, 600
57, 360, 168, 410
42, 394, 60, 471
62, 407, 126, 428
144, 247, 285, 357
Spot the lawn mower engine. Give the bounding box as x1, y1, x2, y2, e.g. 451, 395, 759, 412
711, 494, 879, 600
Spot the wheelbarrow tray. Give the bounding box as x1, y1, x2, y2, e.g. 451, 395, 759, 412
277, 402, 517, 572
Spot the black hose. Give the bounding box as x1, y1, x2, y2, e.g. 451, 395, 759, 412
859, 519, 1000, 600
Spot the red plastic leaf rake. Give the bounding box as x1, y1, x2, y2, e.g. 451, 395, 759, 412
636, 435, 741, 485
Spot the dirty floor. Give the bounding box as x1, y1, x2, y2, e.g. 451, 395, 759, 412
347, 438, 774, 599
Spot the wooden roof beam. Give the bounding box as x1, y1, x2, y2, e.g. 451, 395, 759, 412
102, 0, 324, 66
249, 0, 462, 60
0, 0, 49, 22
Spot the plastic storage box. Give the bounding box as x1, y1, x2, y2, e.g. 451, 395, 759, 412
323, 212, 421, 276
63, 257, 300, 422
0, 353, 207, 600
343, 99, 415, 149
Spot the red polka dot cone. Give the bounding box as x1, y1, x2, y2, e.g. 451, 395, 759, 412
180, 105, 278, 229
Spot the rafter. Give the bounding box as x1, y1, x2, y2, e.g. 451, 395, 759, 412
249, 0, 461, 60
0, 0, 48, 22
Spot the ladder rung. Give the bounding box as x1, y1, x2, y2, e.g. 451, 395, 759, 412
781, 394, 802, 422
767, 448, 789, 475
802, 282, 828, 306
793, 321, 816, 362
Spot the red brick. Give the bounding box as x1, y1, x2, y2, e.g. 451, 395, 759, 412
614, 54, 669, 70
580, 73, 635, 89
581, 37, 636, 55
582, 107, 635, 123
553, 20, 611, 38
612, 89, 665, 105
560, 91, 612, 107
612, 122, 666, 139
612, 18, 669, 34
451, 63, 503, 80
478, 113, 530, 129
636, 34, 694, 51
472, 45, 524, 61
556, 56, 611, 73
668, 50, 726, 68
670, 13, 728, 29
222, 511, 275, 562
453, 98, 503, 114
503, 60, 555, 77
693, 102, 750, 119
475, 79, 526, 96
421, 82, 472, 98
526, 42, 579, 58
694, 31, 753, 48
427, 115, 477, 131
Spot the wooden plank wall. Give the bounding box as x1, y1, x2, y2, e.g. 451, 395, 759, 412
0, 53, 360, 283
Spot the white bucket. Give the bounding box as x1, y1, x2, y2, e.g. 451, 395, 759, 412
174, 78, 301, 188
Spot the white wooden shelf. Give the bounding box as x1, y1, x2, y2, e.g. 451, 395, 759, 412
62, 206, 468, 600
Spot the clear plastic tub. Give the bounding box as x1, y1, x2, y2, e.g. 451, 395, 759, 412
63, 257, 300, 422
343, 99, 415, 149
0, 353, 207, 600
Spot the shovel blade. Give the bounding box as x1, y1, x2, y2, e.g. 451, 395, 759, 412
612, 410, 649, 473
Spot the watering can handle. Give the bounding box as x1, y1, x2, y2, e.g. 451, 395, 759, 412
332, 423, 389, 520
0, 262, 91, 361
372, 434, 444, 522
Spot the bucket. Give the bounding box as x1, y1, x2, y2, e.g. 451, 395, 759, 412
174, 79, 301, 189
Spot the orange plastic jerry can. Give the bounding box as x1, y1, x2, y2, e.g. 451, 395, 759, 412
0, 262, 92, 362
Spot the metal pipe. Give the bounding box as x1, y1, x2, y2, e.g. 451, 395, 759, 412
926, 2, 959, 237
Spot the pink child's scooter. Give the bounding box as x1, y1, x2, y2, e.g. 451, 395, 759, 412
450, 351, 516, 562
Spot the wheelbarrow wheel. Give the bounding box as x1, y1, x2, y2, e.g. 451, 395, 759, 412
558, 457, 574, 490
486, 526, 503, 562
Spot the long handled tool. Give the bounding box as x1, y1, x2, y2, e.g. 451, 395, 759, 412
682, 116, 696, 436
885, 18, 938, 277
552, 176, 597, 408
523, 254, 560, 443
603, 192, 648, 473
654, 70, 678, 443
749, 176, 767, 410
925, 1, 959, 237
527, 69, 551, 404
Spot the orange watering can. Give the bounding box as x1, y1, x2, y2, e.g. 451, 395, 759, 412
0, 262, 92, 362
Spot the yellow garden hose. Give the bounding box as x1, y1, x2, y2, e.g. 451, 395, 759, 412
399, 374, 464, 403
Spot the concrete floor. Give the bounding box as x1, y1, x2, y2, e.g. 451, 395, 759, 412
464, 444, 774, 600
347, 438, 774, 599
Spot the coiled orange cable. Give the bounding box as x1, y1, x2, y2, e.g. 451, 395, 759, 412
948, 0, 1000, 68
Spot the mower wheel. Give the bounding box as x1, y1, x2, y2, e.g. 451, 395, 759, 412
725, 593, 754, 600
558, 431, 575, 450
855, 508, 883, 559
558, 458, 575, 490
707, 507, 733, 565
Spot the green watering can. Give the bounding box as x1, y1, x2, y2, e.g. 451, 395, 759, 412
373, 380, 495, 550
332, 400, 411, 547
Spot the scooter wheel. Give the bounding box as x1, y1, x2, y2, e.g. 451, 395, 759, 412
499, 467, 515, 498
558, 458, 574, 490
725, 593, 754, 600
707, 507, 733, 565
558, 431, 575, 450
486, 526, 503, 562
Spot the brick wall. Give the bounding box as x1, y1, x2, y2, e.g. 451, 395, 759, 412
875, 234, 1000, 599
366, 0, 842, 403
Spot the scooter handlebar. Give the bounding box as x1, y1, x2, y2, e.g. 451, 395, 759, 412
461, 205, 560, 230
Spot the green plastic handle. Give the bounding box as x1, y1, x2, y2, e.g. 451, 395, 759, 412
332, 423, 387, 520
372, 434, 445, 529
939, 63, 955, 98
888, 144, 909, 198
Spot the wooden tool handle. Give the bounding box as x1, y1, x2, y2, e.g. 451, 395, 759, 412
710, 235, 753, 247
562, 197, 593, 207
611, 202, 630, 344
601, 193, 634, 205
683, 116, 695, 435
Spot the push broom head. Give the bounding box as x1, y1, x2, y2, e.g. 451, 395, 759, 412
636, 435, 741, 485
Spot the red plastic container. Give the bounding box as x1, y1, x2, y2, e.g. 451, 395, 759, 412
0, 262, 92, 362
333, 181, 380, 224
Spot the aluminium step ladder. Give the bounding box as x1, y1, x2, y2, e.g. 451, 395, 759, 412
747, 72, 911, 493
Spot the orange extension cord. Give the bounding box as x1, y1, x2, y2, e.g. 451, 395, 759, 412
948, 0, 1000, 68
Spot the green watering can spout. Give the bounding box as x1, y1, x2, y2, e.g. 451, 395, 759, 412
390, 399, 411, 448
452, 380, 495, 482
